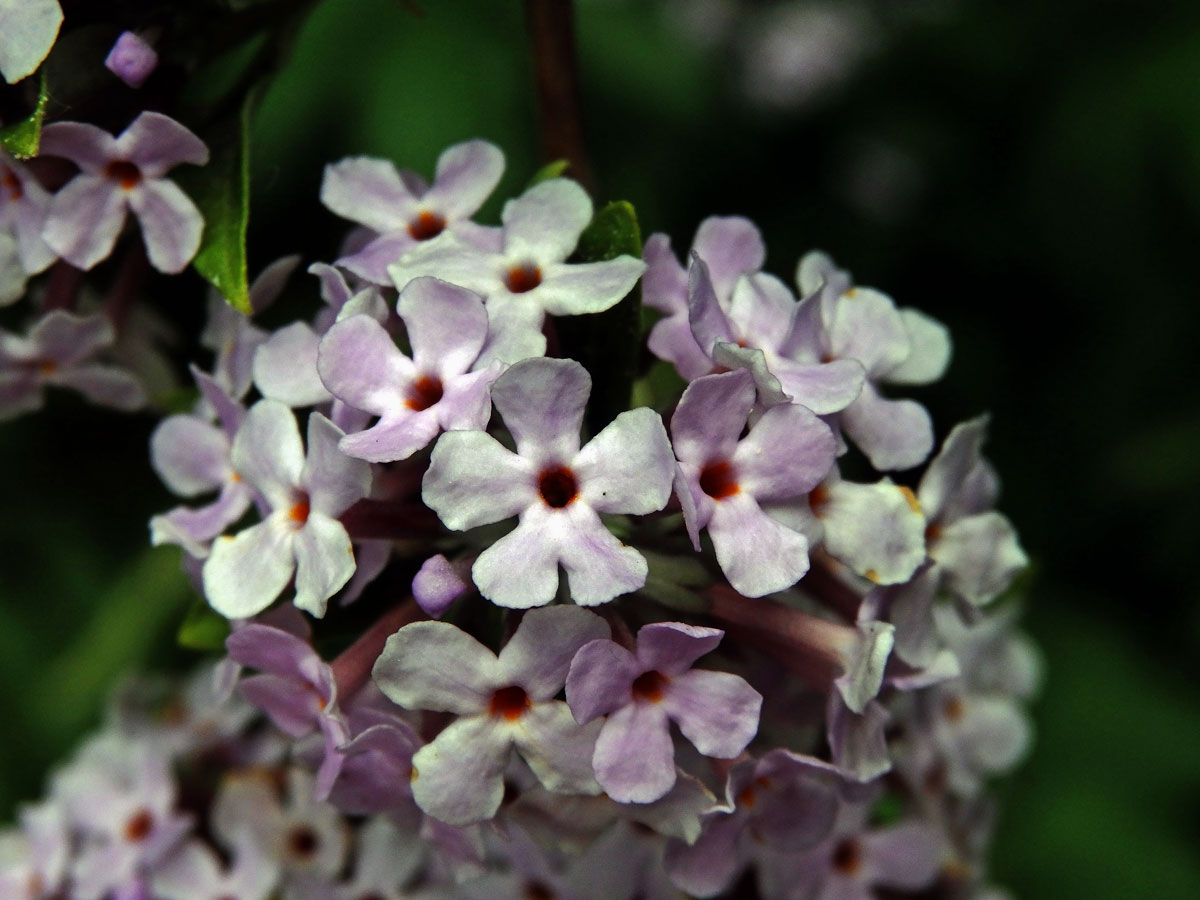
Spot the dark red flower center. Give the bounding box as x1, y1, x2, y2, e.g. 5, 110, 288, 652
538, 465, 578, 508
408, 210, 446, 241
288, 493, 311, 525
699, 461, 739, 499
505, 263, 542, 293
105, 160, 143, 190
631, 670, 669, 703
288, 826, 320, 859
832, 838, 862, 875
1, 168, 21, 202
406, 374, 444, 411
489, 685, 531, 721
123, 808, 154, 842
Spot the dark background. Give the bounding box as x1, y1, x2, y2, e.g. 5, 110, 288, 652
2, 0, 1198, 896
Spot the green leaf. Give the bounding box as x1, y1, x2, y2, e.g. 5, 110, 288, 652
558, 200, 644, 432
179, 91, 257, 314
527, 158, 569, 188
177, 596, 231, 651
0, 69, 50, 158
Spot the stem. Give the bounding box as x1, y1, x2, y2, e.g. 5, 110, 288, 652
40, 262, 85, 312
330, 597, 422, 702
524, 0, 596, 193
800, 552, 865, 621
339, 498, 442, 541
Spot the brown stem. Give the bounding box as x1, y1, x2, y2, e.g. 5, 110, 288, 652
524, 0, 596, 193
40, 262, 85, 313
339, 498, 442, 541
800, 552, 865, 621
330, 597, 423, 702
104, 243, 150, 332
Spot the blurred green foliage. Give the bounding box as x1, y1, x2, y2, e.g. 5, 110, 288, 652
2, 0, 1198, 896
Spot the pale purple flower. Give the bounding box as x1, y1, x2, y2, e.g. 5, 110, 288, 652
797, 250, 951, 470
390, 178, 646, 363
105, 32, 158, 89
0, 0, 62, 84
672, 369, 837, 596
322, 140, 505, 284
566, 622, 762, 803
152, 837, 279, 900
422, 357, 675, 608
0, 310, 145, 420
1, 151, 55, 280
40, 112, 209, 273
202, 401, 372, 619
317, 277, 503, 462
371, 606, 610, 826
642, 216, 766, 380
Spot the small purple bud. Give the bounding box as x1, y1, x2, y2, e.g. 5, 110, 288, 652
105, 32, 158, 89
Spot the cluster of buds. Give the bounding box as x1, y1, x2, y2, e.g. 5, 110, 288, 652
2, 121, 1036, 900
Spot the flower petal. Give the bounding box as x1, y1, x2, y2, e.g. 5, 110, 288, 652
501, 178, 591, 264
662, 669, 761, 758
372, 621, 497, 714
410, 716, 510, 826
400, 276, 488, 375
253, 322, 329, 407
496, 605, 609, 700
423, 139, 505, 219
423, 430, 535, 530
490, 357, 588, 463
128, 179, 204, 273
121, 112, 208, 177
292, 513, 356, 618
576, 407, 674, 515
43, 175, 127, 270
321, 157, 416, 233
708, 493, 810, 597
203, 516, 296, 619
591, 701, 675, 803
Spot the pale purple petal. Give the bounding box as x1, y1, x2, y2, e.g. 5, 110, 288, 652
647, 313, 713, 380
663, 813, 745, 898
302, 412, 371, 516
708, 493, 810, 597
412, 554, 470, 619
38, 122, 115, 172
150, 483, 251, 556
496, 605, 609, 700
423, 430, 535, 530
410, 716, 510, 825
317, 314, 417, 417
932, 511, 1027, 605
321, 157, 416, 233
662, 669, 761, 758
292, 513, 356, 618
768, 356, 865, 415
670, 369, 756, 466
841, 382, 933, 471
575, 407, 674, 514
127, 179, 204, 273
917, 415, 988, 522
372, 621, 497, 714
641, 232, 687, 315
106, 32, 158, 88
708, 342, 789, 407
692, 216, 765, 300
489, 357, 589, 462
733, 401, 836, 500
470, 513, 563, 609
535, 256, 646, 316
150, 414, 230, 495
565, 640, 641, 723
501, 178, 591, 263
592, 701, 675, 803
203, 516, 296, 618
686, 256, 735, 353
337, 232, 414, 285
399, 276, 488, 375
339, 411, 441, 464
886, 308, 950, 385
833, 621, 895, 714
388, 233, 501, 296
829, 288, 909, 376
726, 273, 796, 349
512, 701, 602, 795
230, 400, 304, 509
819, 478, 927, 585
474, 292, 547, 364
423, 139, 505, 219
238, 674, 319, 737
43, 175, 127, 269
636, 623, 724, 676
860, 821, 943, 889
121, 112, 208, 176
553, 503, 650, 606
0, 370, 39, 419
253, 323, 329, 407
51, 363, 145, 410
827, 696, 891, 782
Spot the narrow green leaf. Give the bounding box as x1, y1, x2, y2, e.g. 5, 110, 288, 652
0, 69, 50, 158
527, 158, 569, 188
178, 596, 232, 651
559, 200, 644, 432
179, 92, 256, 314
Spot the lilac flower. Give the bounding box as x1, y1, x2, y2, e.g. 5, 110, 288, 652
0, 310, 145, 420
0, 0, 62, 84
688, 257, 866, 414
152, 837, 279, 900
389, 178, 646, 363
797, 250, 951, 470
105, 32, 158, 89
317, 277, 503, 462
422, 357, 675, 608
40, 112, 209, 273
671, 368, 837, 596
322, 140, 505, 284
371, 606, 610, 825
565, 622, 762, 803
642, 216, 766, 380
1, 151, 56, 283
202, 401, 372, 619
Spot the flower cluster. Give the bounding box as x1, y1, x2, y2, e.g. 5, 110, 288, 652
3, 120, 1036, 900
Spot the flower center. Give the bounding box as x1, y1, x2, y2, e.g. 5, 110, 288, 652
406, 374, 444, 411
525, 882, 556, 900
105, 160, 143, 190
942, 695, 966, 723
831, 838, 862, 875
123, 808, 154, 842
808, 483, 830, 517
1, 168, 21, 202
489, 685, 531, 721
407, 210, 445, 241
538, 465, 578, 509
288, 493, 311, 526
631, 669, 669, 703
287, 825, 320, 859
505, 263, 542, 293
699, 461, 739, 499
